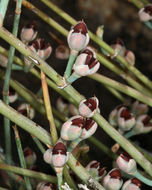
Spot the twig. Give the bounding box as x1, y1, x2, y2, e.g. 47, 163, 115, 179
13, 125, 32, 190
0, 0, 10, 26
41, 71, 58, 145
0, 163, 57, 183
2, 0, 22, 165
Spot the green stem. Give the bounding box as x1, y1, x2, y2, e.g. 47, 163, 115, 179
105, 86, 125, 102
89, 73, 152, 106
0, 163, 57, 183
66, 72, 81, 84
89, 136, 117, 160
124, 130, 136, 139
13, 125, 32, 190
56, 170, 63, 190
32, 136, 45, 154
145, 21, 152, 30
63, 166, 78, 190
134, 170, 152, 186
128, 0, 144, 8
68, 138, 82, 152
64, 51, 78, 79
0, 0, 10, 26
3, 0, 22, 165
39, 0, 152, 91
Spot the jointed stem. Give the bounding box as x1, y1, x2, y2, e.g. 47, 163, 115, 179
13, 125, 32, 190
3, 0, 22, 165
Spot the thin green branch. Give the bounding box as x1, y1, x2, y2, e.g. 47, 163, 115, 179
105, 86, 125, 102
0, 0, 10, 26
3, 0, 22, 165
38, 0, 152, 91
89, 73, 152, 106
13, 125, 32, 190
0, 163, 57, 183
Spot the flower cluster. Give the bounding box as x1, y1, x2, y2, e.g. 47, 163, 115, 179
109, 101, 152, 136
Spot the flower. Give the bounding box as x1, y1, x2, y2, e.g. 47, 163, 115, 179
103, 168, 123, 190
131, 101, 149, 117
0, 54, 8, 67
67, 21, 89, 52
124, 50, 135, 66
43, 141, 68, 168
56, 97, 69, 115
116, 152, 137, 174
122, 178, 142, 190
36, 182, 56, 190
55, 45, 70, 60
17, 103, 35, 119
86, 160, 106, 180
138, 4, 152, 22
110, 38, 126, 57
29, 38, 52, 60
73, 51, 100, 76
133, 114, 152, 134
80, 118, 98, 139
20, 21, 38, 43
51, 141, 68, 168
60, 115, 85, 141
78, 97, 99, 118
23, 147, 37, 167
8, 87, 18, 103
117, 106, 135, 132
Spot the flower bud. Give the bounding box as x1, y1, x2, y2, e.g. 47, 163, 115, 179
124, 50, 135, 66
20, 21, 38, 43
82, 46, 97, 58
51, 141, 68, 168
111, 39, 126, 57
80, 118, 98, 139
56, 97, 69, 115
55, 45, 70, 60
79, 97, 99, 118
69, 104, 79, 116
86, 160, 106, 180
73, 52, 100, 76
43, 148, 52, 164
60, 115, 85, 141
36, 182, 56, 190
131, 101, 149, 117
138, 4, 152, 22
122, 178, 142, 190
17, 103, 35, 119
29, 38, 52, 60
0, 54, 8, 67
133, 114, 152, 134
67, 21, 89, 52
8, 87, 18, 103
117, 106, 135, 132
116, 152, 137, 174
23, 147, 37, 167
103, 168, 123, 190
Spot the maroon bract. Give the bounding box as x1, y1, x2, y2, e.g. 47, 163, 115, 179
116, 152, 137, 174
139, 4, 152, 22
103, 168, 123, 190
67, 21, 89, 52
20, 21, 38, 43
79, 97, 99, 118
133, 114, 152, 134
29, 38, 52, 60
60, 115, 85, 141
122, 178, 142, 190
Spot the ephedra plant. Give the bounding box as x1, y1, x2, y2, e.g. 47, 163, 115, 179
0, 0, 152, 190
